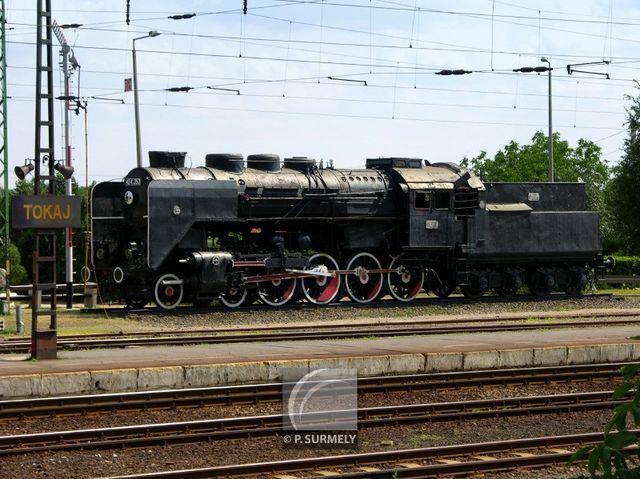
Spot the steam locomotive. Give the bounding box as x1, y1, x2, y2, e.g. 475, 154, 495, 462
91, 151, 601, 309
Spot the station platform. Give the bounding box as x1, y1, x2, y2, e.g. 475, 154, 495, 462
1, 309, 640, 399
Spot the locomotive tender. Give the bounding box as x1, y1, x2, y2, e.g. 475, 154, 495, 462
91, 151, 601, 309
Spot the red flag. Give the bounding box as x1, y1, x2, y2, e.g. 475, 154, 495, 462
124, 78, 132, 92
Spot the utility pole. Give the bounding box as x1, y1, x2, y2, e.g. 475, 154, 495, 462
52, 21, 79, 309
513, 62, 554, 182
0, 0, 9, 313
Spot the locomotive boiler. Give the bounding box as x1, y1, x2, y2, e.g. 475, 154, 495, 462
91, 151, 601, 309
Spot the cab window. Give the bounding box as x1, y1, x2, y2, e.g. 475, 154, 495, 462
415, 191, 431, 209
434, 191, 451, 210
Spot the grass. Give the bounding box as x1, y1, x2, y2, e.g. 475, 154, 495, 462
596, 287, 640, 295
0, 301, 160, 337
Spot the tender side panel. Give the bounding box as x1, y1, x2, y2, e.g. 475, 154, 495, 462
148, 180, 238, 270
484, 183, 587, 211
466, 209, 600, 261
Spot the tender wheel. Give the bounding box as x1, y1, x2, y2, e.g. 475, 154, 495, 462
257, 276, 297, 307
495, 286, 518, 297
564, 268, 587, 296
564, 284, 584, 296
219, 287, 248, 308
125, 296, 148, 309
528, 271, 554, 296
153, 273, 184, 310
387, 255, 424, 302
461, 285, 485, 299
529, 284, 551, 296
301, 253, 341, 305
344, 252, 384, 303
433, 283, 453, 299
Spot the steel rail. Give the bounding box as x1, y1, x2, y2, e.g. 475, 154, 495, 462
0, 362, 632, 422
0, 390, 625, 455
82, 292, 614, 317
1, 315, 639, 354
103, 436, 638, 479
3, 305, 636, 343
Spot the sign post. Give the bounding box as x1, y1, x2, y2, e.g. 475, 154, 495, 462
12, 195, 80, 359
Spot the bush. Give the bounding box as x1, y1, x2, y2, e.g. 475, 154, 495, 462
610, 256, 640, 276
7, 243, 27, 285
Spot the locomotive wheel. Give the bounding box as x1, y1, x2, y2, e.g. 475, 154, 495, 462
301, 253, 341, 305
386, 255, 424, 302
194, 298, 212, 307
153, 274, 184, 310
125, 296, 148, 309
344, 252, 383, 303
257, 277, 297, 307
432, 283, 453, 299
219, 287, 248, 308
461, 285, 485, 299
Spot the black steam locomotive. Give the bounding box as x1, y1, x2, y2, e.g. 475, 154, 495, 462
91, 151, 601, 309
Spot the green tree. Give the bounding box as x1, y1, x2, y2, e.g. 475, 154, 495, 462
7, 242, 27, 285
609, 90, 640, 255
570, 364, 640, 478
462, 131, 613, 249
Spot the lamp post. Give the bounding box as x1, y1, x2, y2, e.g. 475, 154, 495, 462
513, 60, 554, 182
540, 57, 553, 182
132, 30, 160, 168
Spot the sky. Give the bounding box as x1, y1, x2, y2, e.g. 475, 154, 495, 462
4, 0, 639, 186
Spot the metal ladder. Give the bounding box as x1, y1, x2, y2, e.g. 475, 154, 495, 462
31, 0, 57, 359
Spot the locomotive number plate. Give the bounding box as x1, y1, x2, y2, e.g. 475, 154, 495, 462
425, 220, 439, 230
125, 178, 142, 186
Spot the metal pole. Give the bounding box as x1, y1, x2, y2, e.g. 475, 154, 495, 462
541, 57, 553, 182
0, 0, 10, 312
132, 31, 159, 169
132, 42, 142, 168
62, 45, 73, 308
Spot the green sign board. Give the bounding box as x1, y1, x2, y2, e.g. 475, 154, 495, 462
12, 195, 82, 229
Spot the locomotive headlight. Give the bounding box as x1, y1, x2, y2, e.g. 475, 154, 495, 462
124, 190, 134, 205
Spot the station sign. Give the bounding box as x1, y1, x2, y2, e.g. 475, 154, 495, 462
12, 195, 82, 229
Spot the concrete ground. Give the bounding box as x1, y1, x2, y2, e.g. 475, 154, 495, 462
1, 321, 639, 399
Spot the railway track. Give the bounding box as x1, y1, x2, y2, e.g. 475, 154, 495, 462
86, 291, 613, 316
0, 390, 625, 456
1, 309, 637, 354
0, 362, 632, 421
104, 432, 638, 479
